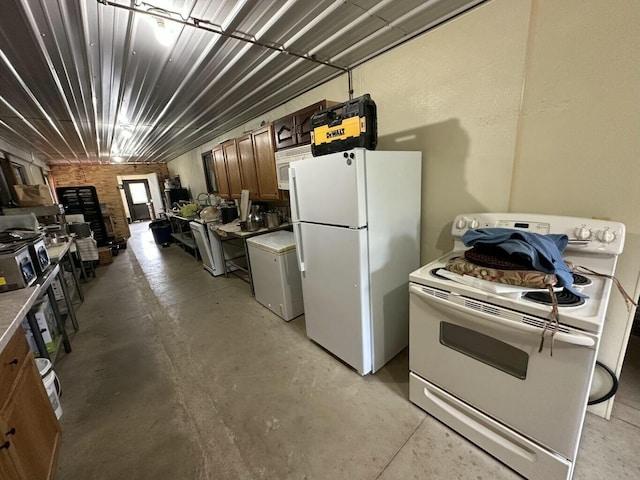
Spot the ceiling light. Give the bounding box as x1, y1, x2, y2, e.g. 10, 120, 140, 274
153, 15, 178, 46
112, 156, 124, 163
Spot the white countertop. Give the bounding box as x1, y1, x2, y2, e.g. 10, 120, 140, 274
46, 239, 74, 262
0, 263, 60, 352
0, 285, 41, 351
211, 222, 291, 238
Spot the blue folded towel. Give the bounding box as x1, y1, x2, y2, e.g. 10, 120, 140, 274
462, 228, 587, 298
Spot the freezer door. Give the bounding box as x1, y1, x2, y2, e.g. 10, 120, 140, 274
294, 222, 371, 374
290, 150, 367, 228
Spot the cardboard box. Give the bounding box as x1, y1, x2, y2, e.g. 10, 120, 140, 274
22, 300, 57, 354
13, 184, 54, 207
51, 271, 73, 301
98, 247, 113, 265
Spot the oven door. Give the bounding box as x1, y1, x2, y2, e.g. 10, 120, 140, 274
409, 283, 598, 460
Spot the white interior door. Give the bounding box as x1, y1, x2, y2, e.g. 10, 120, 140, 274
295, 222, 371, 374
290, 150, 366, 227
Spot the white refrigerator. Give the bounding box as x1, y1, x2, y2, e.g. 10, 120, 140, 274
290, 148, 421, 374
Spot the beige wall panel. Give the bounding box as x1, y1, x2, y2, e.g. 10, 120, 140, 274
166, 0, 638, 417
357, 0, 530, 262
509, 0, 640, 417
167, 148, 207, 201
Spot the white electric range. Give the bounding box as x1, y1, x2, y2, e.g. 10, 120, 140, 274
408, 213, 625, 480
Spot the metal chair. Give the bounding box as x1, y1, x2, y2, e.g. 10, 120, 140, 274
74, 237, 98, 281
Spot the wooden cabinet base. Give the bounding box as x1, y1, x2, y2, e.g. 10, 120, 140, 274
0, 331, 61, 480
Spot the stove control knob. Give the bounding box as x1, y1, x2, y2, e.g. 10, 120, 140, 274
596, 228, 616, 243
455, 218, 468, 229
468, 219, 479, 229
575, 226, 592, 240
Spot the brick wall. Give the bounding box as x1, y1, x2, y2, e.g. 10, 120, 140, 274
49, 164, 169, 239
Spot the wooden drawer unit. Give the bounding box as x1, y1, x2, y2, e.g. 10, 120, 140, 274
0, 330, 29, 408
0, 329, 61, 480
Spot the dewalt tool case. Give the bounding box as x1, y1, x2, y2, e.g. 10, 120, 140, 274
310, 94, 377, 156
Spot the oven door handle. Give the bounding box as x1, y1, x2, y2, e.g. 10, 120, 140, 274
410, 285, 595, 348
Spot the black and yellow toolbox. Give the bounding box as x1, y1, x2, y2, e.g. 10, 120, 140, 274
310, 94, 377, 156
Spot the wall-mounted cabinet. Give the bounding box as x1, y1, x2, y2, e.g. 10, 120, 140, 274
252, 125, 279, 201
236, 134, 260, 201
273, 100, 336, 151
223, 140, 243, 200
211, 125, 281, 201
208, 101, 337, 201
212, 146, 230, 199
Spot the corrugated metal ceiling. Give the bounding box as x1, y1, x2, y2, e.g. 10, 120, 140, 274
0, 0, 485, 165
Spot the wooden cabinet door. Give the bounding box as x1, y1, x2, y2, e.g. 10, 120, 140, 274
0, 442, 22, 480
212, 146, 230, 199
295, 101, 327, 145
253, 125, 280, 201
223, 140, 243, 200
0, 357, 60, 480
273, 115, 296, 150
236, 134, 260, 201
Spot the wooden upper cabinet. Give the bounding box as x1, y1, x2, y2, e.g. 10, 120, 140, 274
252, 125, 279, 201
296, 101, 327, 146
212, 145, 230, 199
273, 116, 296, 150
273, 100, 336, 151
222, 139, 243, 200
236, 134, 260, 201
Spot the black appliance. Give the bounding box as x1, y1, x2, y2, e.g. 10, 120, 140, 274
164, 188, 190, 209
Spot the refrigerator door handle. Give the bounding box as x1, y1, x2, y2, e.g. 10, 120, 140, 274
294, 223, 305, 273
290, 166, 300, 222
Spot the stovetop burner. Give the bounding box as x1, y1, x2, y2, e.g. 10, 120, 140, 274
430, 268, 451, 280
523, 289, 586, 307
572, 273, 592, 286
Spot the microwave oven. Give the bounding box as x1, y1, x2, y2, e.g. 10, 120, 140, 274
0, 243, 37, 292
275, 144, 313, 190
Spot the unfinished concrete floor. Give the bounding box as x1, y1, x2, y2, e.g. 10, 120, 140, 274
54, 221, 640, 480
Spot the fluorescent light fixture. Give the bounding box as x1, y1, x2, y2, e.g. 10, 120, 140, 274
154, 17, 177, 46
120, 128, 133, 140
146, 4, 180, 47
112, 156, 124, 163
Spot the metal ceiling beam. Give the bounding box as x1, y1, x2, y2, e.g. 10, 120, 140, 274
96, 0, 351, 73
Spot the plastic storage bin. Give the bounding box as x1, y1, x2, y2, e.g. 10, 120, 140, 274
36, 358, 62, 419
149, 220, 172, 246
247, 231, 304, 321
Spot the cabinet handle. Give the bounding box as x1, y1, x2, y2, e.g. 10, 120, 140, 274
5, 428, 15, 436
0, 441, 9, 450
8, 358, 18, 365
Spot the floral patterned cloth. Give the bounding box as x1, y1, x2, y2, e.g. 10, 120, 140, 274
445, 256, 558, 288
